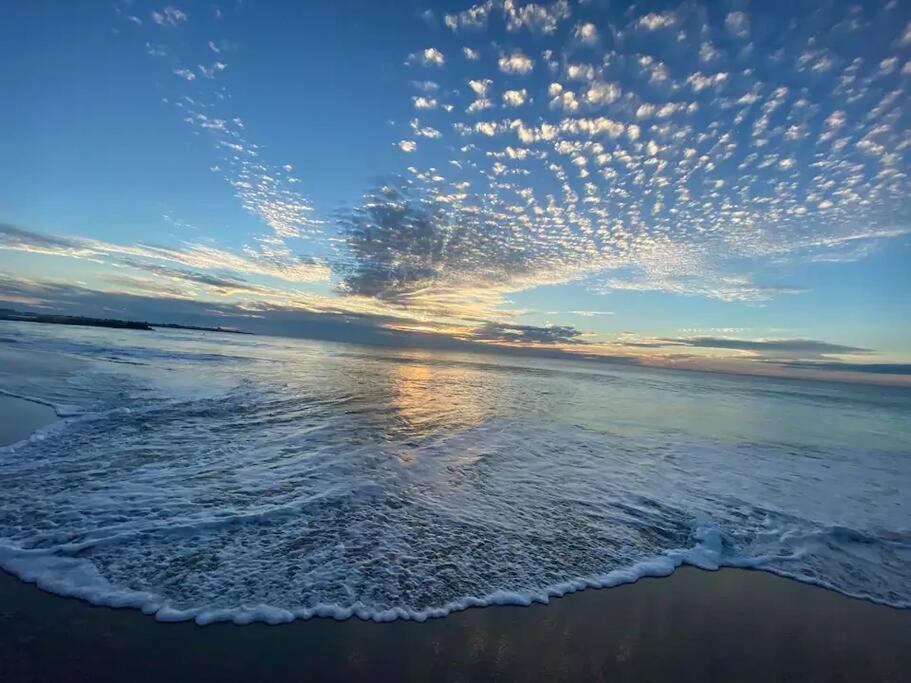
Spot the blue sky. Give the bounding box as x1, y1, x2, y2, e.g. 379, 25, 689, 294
1, 0, 910, 382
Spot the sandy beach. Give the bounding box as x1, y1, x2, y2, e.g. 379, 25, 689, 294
0, 566, 908, 682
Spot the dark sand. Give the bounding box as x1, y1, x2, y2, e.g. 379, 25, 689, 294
0, 394, 58, 447
1, 567, 909, 682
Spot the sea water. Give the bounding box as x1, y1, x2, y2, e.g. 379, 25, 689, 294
0, 321, 909, 623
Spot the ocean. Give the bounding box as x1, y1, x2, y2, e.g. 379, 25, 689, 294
0, 321, 909, 624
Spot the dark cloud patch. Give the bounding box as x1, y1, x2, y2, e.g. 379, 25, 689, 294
615, 340, 669, 348
471, 322, 585, 345
334, 181, 552, 305
0, 274, 591, 360
115, 258, 266, 295
0, 222, 84, 253
661, 336, 872, 355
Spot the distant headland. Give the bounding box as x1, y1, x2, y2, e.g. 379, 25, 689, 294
0, 308, 253, 335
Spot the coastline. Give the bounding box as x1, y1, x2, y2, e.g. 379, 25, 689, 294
1, 566, 908, 681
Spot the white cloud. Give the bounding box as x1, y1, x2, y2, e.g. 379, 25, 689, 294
411, 119, 442, 139
468, 79, 492, 97
686, 71, 728, 92
584, 81, 621, 105
504, 0, 571, 34
637, 12, 676, 31
463, 47, 480, 61
413, 96, 438, 110
151, 6, 187, 26
566, 63, 596, 81
879, 57, 898, 74
575, 22, 598, 44
502, 89, 528, 107
197, 62, 227, 79
412, 80, 439, 93
466, 98, 493, 113
173, 67, 196, 81
725, 11, 750, 38
408, 48, 445, 67
445, 2, 492, 31
901, 20, 911, 45
498, 50, 535, 75
550, 90, 579, 112
398, 140, 417, 152
700, 42, 720, 63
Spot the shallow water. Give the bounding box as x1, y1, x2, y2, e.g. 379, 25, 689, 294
0, 321, 909, 623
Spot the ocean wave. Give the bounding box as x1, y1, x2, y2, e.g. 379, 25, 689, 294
0, 325, 909, 624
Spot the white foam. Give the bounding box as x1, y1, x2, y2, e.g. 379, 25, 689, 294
5, 521, 905, 625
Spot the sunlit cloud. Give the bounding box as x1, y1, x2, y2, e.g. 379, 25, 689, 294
407, 48, 445, 67
498, 50, 534, 75
0, 223, 331, 286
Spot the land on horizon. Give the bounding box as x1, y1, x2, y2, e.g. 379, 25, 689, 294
0, 308, 253, 335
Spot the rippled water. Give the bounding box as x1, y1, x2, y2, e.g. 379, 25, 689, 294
0, 321, 909, 623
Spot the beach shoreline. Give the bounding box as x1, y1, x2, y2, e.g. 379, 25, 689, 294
1, 566, 909, 681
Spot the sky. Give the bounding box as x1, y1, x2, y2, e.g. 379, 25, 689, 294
1, 0, 910, 383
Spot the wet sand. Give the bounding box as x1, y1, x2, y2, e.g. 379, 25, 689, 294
0, 566, 909, 682
0, 394, 58, 447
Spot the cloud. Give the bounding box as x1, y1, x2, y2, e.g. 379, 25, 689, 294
0, 223, 331, 286
332, 180, 580, 320
637, 12, 676, 31
504, 0, 571, 34
575, 22, 598, 44
174, 106, 323, 245
0, 274, 591, 360
113, 258, 275, 296
601, 274, 806, 303
472, 322, 584, 344
410, 119, 442, 139
445, 2, 492, 31
502, 89, 528, 107
498, 50, 534, 75
31, 0, 911, 381
407, 48, 445, 67
725, 11, 750, 38
902, 20, 911, 45
151, 6, 187, 26
583, 81, 621, 105
197, 61, 227, 79
413, 96, 438, 109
